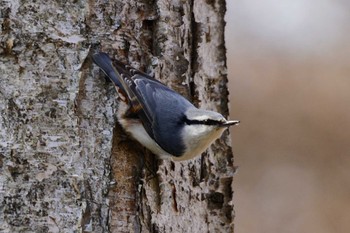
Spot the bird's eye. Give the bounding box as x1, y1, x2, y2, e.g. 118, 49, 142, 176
184, 116, 222, 126
203, 119, 220, 125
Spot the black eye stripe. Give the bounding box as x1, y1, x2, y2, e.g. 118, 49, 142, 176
184, 117, 222, 126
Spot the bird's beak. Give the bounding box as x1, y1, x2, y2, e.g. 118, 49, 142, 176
220, 120, 240, 127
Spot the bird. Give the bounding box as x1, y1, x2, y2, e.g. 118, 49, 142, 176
92, 52, 239, 161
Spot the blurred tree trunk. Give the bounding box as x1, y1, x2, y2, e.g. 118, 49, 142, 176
0, 0, 235, 232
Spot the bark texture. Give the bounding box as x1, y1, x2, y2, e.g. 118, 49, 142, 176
0, 0, 235, 232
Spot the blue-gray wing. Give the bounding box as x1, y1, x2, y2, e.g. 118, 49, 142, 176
92, 52, 194, 157
131, 76, 195, 156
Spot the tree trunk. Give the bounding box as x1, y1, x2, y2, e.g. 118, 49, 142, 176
0, 0, 235, 232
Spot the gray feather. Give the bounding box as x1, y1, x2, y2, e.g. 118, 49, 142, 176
93, 52, 196, 157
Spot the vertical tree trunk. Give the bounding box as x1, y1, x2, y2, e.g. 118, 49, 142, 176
0, 0, 235, 232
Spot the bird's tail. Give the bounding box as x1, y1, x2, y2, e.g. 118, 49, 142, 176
92, 52, 123, 88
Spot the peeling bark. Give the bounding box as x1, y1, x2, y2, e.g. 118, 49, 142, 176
0, 0, 235, 232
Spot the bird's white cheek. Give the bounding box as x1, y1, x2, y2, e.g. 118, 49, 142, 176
178, 125, 226, 161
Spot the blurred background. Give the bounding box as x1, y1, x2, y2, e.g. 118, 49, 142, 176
226, 0, 350, 232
